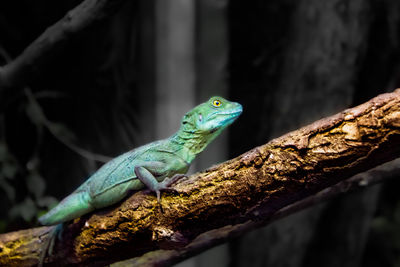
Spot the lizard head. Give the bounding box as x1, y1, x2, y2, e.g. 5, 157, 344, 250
181, 96, 243, 136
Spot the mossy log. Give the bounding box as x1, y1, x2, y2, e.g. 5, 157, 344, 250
1, 89, 400, 266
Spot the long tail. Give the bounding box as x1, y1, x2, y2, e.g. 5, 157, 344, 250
39, 191, 94, 225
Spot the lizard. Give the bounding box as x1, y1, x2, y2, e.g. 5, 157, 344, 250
38, 96, 242, 265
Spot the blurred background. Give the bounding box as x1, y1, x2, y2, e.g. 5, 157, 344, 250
1, 0, 400, 266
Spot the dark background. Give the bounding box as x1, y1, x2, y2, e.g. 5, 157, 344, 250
1, 0, 400, 266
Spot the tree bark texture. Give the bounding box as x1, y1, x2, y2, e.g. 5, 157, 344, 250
112, 157, 400, 267
1, 89, 400, 266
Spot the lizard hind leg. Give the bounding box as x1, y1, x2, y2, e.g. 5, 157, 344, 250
38, 223, 64, 267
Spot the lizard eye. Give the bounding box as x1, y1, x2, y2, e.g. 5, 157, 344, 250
212, 99, 221, 107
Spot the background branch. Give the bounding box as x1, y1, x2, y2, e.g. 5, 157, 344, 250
0, 89, 400, 266
24, 88, 112, 163
0, 0, 128, 90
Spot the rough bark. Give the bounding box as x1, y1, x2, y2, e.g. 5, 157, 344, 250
1, 89, 400, 266
0, 0, 128, 90
112, 157, 400, 267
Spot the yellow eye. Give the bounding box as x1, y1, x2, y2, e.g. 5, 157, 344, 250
212, 99, 221, 107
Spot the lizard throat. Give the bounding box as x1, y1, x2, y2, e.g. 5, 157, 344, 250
170, 130, 216, 163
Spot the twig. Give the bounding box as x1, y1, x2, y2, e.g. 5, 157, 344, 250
25, 88, 112, 163
0, 44, 12, 63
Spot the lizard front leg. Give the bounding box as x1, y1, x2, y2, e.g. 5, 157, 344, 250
134, 166, 185, 203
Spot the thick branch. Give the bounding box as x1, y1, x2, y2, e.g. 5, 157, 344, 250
1, 89, 400, 266
0, 0, 127, 90
113, 157, 400, 267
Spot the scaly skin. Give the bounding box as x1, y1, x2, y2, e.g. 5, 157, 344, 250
38, 96, 241, 266
39, 96, 242, 225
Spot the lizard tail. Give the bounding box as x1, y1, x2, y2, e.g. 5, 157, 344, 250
39, 191, 94, 225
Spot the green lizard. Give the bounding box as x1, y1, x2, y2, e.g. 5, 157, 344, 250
38, 96, 242, 264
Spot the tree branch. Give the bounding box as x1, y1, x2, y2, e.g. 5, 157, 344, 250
1, 89, 400, 266
0, 0, 127, 90
113, 157, 400, 267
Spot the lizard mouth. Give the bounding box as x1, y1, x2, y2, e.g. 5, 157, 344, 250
215, 104, 243, 117
219, 110, 242, 116
215, 106, 243, 125
201, 103, 242, 133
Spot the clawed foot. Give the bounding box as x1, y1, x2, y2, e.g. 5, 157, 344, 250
162, 174, 186, 187
154, 174, 187, 203
38, 224, 63, 267
134, 166, 187, 204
